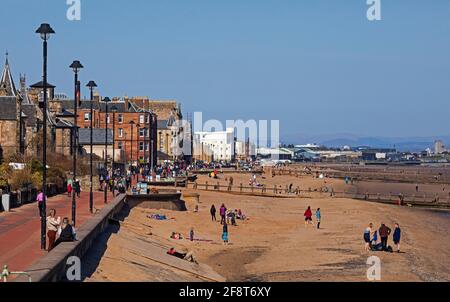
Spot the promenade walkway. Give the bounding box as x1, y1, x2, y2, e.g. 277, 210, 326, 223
0, 191, 112, 276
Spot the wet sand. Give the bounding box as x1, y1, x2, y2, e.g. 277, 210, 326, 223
84, 172, 450, 282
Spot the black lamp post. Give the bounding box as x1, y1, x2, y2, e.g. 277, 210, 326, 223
34, 23, 54, 251
69, 60, 83, 226
111, 105, 118, 196
129, 121, 135, 168
150, 114, 155, 172
136, 123, 141, 173
86, 80, 97, 213
103, 97, 111, 204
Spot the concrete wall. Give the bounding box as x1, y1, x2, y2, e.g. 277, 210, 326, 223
14, 194, 126, 282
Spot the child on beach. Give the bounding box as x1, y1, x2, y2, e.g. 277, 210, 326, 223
315, 208, 321, 229
222, 223, 229, 245
393, 223, 401, 253
304, 206, 313, 227
364, 223, 374, 252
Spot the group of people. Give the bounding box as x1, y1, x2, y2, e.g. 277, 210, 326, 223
364, 223, 402, 253
66, 179, 81, 198
45, 209, 77, 252
207, 203, 247, 245
304, 206, 322, 229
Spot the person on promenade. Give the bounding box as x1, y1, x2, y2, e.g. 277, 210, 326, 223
364, 223, 374, 252
67, 182, 72, 197
73, 180, 81, 198
393, 223, 402, 253
315, 208, 322, 229
222, 222, 229, 245
54, 217, 76, 247
379, 223, 391, 251
37, 190, 45, 217
210, 205, 217, 222
46, 209, 61, 252
220, 204, 227, 225
304, 206, 313, 227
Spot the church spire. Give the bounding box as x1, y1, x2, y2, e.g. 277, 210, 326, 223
0, 51, 17, 97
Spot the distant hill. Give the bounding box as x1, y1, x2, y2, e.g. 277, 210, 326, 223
281, 133, 450, 152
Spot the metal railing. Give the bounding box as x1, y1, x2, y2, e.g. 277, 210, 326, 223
1, 265, 32, 282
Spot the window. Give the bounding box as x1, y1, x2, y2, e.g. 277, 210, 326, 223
139, 115, 145, 124
106, 114, 110, 124
139, 128, 145, 137
118, 114, 123, 124
84, 113, 90, 121
139, 142, 144, 151
118, 142, 123, 150
145, 114, 150, 123
118, 128, 123, 138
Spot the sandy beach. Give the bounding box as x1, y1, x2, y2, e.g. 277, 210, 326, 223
83, 172, 450, 282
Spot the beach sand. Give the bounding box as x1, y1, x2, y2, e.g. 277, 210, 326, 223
84, 173, 450, 282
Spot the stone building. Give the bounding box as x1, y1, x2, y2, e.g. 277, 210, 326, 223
0, 55, 41, 160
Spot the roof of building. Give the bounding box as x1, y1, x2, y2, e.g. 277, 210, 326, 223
55, 99, 152, 114
78, 128, 113, 145
0, 54, 17, 97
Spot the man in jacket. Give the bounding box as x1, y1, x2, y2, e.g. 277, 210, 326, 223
379, 224, 392, 251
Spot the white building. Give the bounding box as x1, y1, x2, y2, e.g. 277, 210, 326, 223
194, 128, 235, 161
435, 140, 446, 154
235, 140, 256, 159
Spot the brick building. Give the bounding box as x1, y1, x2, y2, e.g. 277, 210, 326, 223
50, 96, 158, 167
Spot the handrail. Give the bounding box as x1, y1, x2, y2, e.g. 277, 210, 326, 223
1, 265, 32, 282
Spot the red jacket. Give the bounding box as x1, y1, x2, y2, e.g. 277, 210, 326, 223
304, 209, 312, 218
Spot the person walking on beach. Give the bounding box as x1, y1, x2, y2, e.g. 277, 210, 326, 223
222, 222, 229, 245
210, 205, 217, 222
379, 223, 391, 251
315, 208, 322, 229
46, 209, 61, 252
364, 223, 374, 252
304, 206, 313, 227
393, 223, 401, 253
220, 204, 227, 225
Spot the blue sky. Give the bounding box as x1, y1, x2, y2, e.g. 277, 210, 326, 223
1, 0, 450, 139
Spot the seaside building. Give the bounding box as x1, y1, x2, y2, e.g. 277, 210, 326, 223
194, 128, 235, 162
257, 147, 292, 160
435, 140, 446, 154
51, 97, 157, 167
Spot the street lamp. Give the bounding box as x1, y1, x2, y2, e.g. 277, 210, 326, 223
110, 105, 118, 196
69, 60, 83, 226
86, 80, 97, 213
136, 123, 141, 177
150, 114, 155, 173
103, 97, 112, 204
34, 23, 54, 251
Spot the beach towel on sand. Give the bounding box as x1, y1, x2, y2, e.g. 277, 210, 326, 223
147, 214, 167, 221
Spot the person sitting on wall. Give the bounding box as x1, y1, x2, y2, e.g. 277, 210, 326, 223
54, 217, 76, 247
